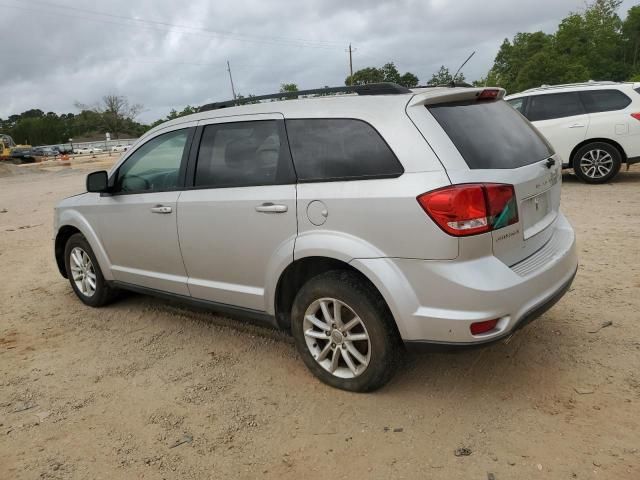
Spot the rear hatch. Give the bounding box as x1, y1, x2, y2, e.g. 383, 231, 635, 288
407, 88, 561, 266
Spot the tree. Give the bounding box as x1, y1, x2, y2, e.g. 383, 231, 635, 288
75, 95, 143, 139
279, 83, 298, 93
149, 105, 198, 129
622, 5, 640, 75
427, 66, 466, 86
482, 0, 634, 93
345, 62, 419, 87
278, 83, 299, 99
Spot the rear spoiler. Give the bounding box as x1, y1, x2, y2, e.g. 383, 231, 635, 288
408, 87, 506, 108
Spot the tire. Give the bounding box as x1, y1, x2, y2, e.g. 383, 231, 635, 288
291, 270, 401, 392
572, 142, 622, 184
64, 233, 117, 307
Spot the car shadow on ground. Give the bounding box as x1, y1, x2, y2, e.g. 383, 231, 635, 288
115, 291, 565, 397
562, 169, 640, 184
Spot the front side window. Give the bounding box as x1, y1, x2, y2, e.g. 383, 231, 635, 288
286, 118, 403, 182
579, 89, 631, 113
194, 120, 294, 188
526, 93, 584, 121
116, 129, 188, 193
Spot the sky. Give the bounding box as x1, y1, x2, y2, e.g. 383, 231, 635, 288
1, 0, 637, 123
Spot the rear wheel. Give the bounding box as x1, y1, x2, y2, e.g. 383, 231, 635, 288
572, 142, 621, 184
291, 271, 401, 392
64, 233, 117, 307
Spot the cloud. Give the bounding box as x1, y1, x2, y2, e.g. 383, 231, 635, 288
0, 0, 636, 122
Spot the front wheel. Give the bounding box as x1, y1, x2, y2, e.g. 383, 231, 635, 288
572, 142, 621, 184
291, 271, 401, 392
64, 233, 117, 307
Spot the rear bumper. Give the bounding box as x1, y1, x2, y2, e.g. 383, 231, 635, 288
404, 265, 576, 350
352, 213, 578, 344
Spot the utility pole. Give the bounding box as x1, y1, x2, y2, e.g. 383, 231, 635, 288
227, 60, 237, 100
348, 44, 354, 85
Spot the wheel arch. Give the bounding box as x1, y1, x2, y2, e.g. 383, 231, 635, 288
54, 211, 113, 281
54, 225, 81, 278
569, 137, 627, 168
274, 256, 400, 339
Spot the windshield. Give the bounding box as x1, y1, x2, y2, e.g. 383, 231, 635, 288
428, 99, 553, 170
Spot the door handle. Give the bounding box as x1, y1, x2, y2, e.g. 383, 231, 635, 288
568, 124, 586, 128
255, 203, 288, 213
150, 205, 172, 214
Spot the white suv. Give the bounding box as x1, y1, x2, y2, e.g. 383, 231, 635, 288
54, 83, 578, 392
506, 82, 640, 183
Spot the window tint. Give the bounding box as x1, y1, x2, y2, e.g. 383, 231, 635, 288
286, 119, 403, 181
579, 89, 631, 113
507, 97, 525, 113
194, 120, 293, 188
116, 129, 188, 193
428, 100, 553, 170
526, 93, 584, 121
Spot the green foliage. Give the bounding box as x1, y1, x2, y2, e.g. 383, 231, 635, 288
279, 83, 299, 93
427, 66, 466, 86
149, 105, 198, 129
486, 0, 637, 93
623, 5, 640, 76
0, 95, 146, 146
345, 62, 419, 87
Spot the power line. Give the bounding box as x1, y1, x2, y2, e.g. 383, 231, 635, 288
5, 0, 344, 50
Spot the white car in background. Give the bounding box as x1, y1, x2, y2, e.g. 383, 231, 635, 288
76, 146, 103, 155
506, 82, 640, 183
111, 144, 130, 153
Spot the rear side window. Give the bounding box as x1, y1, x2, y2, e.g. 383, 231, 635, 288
428, 100, 553, 170
194, 120, 295, 188
579, 89, 631, 113
526, 93, 584, 121
285, 119, 403, 182
507, 97, 525, 113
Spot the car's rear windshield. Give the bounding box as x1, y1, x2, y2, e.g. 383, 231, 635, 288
428, 100, 553, 170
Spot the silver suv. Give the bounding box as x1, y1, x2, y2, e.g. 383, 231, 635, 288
54, 83, 578, 392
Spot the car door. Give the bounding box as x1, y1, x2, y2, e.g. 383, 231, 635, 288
525, 92, 590, 165
579, 88, 634, 140
87, 126, 195, 296
177, 114, 297, 312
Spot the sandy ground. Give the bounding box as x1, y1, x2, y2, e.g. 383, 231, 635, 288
0, 156, 639, 479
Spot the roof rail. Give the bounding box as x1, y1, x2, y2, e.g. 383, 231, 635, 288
412, 81, 474, 89
521, 81, 621, 94
198, 82, 412, 112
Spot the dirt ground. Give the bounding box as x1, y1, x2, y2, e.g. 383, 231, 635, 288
0, 156, 639, 479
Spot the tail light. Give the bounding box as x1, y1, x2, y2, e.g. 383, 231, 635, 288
417, 183, 518, 237
477, 89, 500, 101
631, 113, 640, 121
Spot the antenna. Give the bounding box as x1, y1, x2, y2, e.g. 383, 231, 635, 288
453, 51, 476, 82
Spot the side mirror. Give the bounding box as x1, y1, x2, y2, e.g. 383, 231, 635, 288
86, 170, 109, 193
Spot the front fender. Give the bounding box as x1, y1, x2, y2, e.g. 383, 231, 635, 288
56, 209, 113, 281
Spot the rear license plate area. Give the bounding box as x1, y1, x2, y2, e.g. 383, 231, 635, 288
522, 191, 553, 239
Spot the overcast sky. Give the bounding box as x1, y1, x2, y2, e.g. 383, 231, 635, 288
1, 0, 636, 122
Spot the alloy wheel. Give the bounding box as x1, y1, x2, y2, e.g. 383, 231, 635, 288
303, 298, 371, 379
70, 247, 97, 297
579, 149, 614, 180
